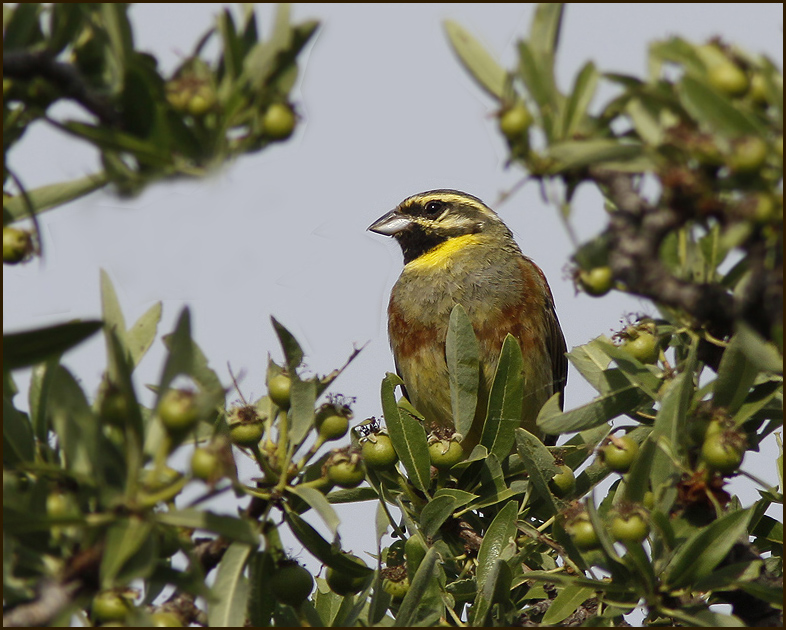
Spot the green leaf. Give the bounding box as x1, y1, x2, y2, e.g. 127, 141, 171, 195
381, 373, 431, 494
561, 61, 599, 139
3, 320, 103, 370
596, 339, 662, 399
678, 76, 766, 137
626, 97, 665, 146
443, 20, 506, 100
3, 392, 34, 465
289, 377, 317, 445
156, 509, 258, 546
652, 351, 695, 456
566, 338, 613, 392
247, 551, 276, 628
2, 174, 108, 222
713, 333, 761, 413
218, 8, 242, 79
546, 139, 644, 173
28, 360, 58, 441
126, 302, 162, 368
542, 585, 596, 625
48, 366, 100, 479
271, 316, 304, 373
446, 304, 480, 439
470, 558, 512, 626
517, 41, 558, 139
2, 3, 41, 51
515, 429, 563, 516
481, 334, 523, 460
476, 500, 518, 586
289, 485, 340, 539
420, 495, 459, 539
157, 308, 194, 398
529, 3, 564, 61
663, 508, 753, 588
283, 510, 372, 578
622, 435, 656, 504
325, 486, 379, 504
538, 381, 644, 434
394, 547, 443, 627
100, 518, 155, 588
209, 542, 252, 628
734, 322, 783, 375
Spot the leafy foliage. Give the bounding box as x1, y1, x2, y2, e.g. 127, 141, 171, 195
3, 3, 783, 627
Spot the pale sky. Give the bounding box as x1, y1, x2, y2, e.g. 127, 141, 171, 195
4, 4, 783, 615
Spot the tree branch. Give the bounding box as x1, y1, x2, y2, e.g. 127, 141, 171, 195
590, 167, 735, 338
3, 50, 120, 126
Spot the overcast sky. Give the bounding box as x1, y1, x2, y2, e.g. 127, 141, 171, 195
4, 3, 783, 608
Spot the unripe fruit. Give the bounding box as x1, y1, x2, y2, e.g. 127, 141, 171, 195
748, 73, 769, 105
316, 413, 349, 441
3, 226, 32, 264
499, 104, 533, 139
326, 554, 369, 595
621, 332, 659, 364
600, 436, 639, 473
428, 439, 464, 470
361, 434, 398, 469
91, 591, 133, 623
263, 103, 296, 140
191, 447, 221, 481
610, 513, 650, 544
268, 374, 292, 409
701, 432, 744, 474
229, 422, 264, 448
383, 576, 410, 601
707, 61, 749, 97
271, 562, 313, 607
46, 491, 81, 520
327, 460, 365, 488
158, 389, 199, 434
566, 516, 599, 550
642, 491, 655, 510
549, 464, 576, 497
150, 611, 183, 627
728, 136, 768, 173
578, 267, 613, 297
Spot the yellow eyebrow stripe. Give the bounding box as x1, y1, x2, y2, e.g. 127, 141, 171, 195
404, 233, 483, 271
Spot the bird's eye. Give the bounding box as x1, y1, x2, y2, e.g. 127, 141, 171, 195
424, 200, 444, 215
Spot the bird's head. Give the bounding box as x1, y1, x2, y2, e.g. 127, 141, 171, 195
368, 190, 512, 264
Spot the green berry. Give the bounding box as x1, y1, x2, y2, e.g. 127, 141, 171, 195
158, 389, 200, 434
263, 103, 296, 140
600, 436, 639, 473
268, 374, 292, 409
271, 562, 313, 607
3, 226, 32, 264
499, 104, 533, 139
361, 434, 398, 469
326, 554, 368, 595
428, 439, 464, 470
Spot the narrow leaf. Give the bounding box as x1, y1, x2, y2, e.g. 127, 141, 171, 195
538, 383, 644, 434
4, 320, 103, 370
271, 316, 304, 373
678, 76, 766, 137
481, 334, 523, 461
713, 333, 760, 413
476, 500, 518, 586
126, 302, 162, 368
561, 61, 599, 138
515, 429, 562, 516
445, 304, 479, 439
381, 373, 431, 494
664, 508, 753, 588
209, 542, 253, 628
394, 547, 443, 627
156, 509, 258, 545
541, 585, 595, 625
289, 485, 340, 539
444, 20, 506, 99
3, 173, 108, 221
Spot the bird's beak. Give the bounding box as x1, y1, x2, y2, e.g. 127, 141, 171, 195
367, 209, 412, 236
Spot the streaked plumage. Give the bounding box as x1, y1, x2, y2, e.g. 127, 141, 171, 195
369, 190, 566, 453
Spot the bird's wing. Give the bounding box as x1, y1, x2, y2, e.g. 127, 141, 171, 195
532, 264, 568, 410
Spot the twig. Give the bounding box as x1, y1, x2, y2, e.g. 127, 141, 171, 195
3, 50, 120, 126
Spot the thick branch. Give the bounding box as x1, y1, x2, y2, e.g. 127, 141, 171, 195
590, 167, 734, 338
3, 50, 120, 126
2, 580, 78, 627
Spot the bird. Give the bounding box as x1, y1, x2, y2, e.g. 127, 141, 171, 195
368, 189, 567, 453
